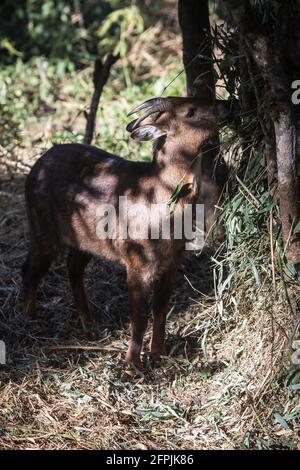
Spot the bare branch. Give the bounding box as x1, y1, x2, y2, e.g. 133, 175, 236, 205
84, 53, 119, 145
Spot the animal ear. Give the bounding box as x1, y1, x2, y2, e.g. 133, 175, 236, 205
130, 124, 167, 142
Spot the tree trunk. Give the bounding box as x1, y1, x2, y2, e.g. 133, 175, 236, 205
274, 108, 300, 261
178, 0, 226, 241
178, 0, 214, 99
221, 0, 300, 263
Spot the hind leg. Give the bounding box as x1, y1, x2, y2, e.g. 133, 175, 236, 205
67, 249, 93, 330
22, 246, 57, 318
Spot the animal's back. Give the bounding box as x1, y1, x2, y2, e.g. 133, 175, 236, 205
26, 143, 121, 191
24, 143, 156, 257
25, 144, 124, 252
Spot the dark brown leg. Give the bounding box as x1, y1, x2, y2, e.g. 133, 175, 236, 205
125, 270, 151, 370
67, 249, 93, 330
150, 269, 175, 361
22, 246, 56, 318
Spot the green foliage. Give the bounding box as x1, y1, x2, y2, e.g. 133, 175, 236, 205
98, 5, 144, 58
0, 46, 185, 165
168, 181, 185, 211
0, 0, 185, 164
212, 146, 277, 297
0, 0, 117, 66
0, 99, 21, 153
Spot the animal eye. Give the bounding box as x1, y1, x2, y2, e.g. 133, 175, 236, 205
186, 108, 195, 118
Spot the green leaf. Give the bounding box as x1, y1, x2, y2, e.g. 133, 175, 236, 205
294, 221, 300, 234
274, 412, 290, 430
288, 383, 300, 391
167, 181, 184, 210
1, 38, 22, 57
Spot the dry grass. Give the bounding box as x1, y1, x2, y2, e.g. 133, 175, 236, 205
0, 1, 299, 447
0, 166, 299, 449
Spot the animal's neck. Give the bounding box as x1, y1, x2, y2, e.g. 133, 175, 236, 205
153, 139, 202, 201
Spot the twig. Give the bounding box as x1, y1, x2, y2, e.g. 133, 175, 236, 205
45, 344, 125, 352
269, 209, 276, 291
235, 174, 260, 208
83, 53, 119, 145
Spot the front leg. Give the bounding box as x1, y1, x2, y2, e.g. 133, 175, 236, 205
126, 270, 151, 370
150, 268, 176, 362
67, 249, 93, 330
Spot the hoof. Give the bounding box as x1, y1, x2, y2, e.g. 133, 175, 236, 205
125, 361, 145, 378
149, 353, 162, 366
125, 351, 144, 372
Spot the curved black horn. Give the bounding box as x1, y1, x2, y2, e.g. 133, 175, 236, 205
127, 97, 161, 116
126, 118, 139, 133
127, 99, 174, 131
127, 97, 173, 117
129, 106, 161, 130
